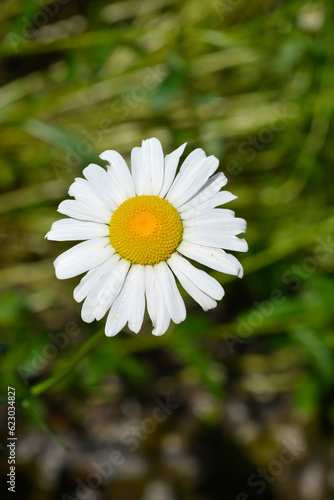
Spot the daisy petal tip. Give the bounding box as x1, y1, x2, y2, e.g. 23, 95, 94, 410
94, 311, 105, 322
176, 312, 187, 324
152, 329, 165, 336
151, 320, 168, 336
99, 150, 107, 161
54, 267, 65, 280
237, 267, 244, 279
99, 150, 115, 163
202, 301, 217, 312
143, 137, 161, 147
57, 200, 67, 213
81, 313, 95, 324
209, 154, 219, 163
105, 327, 120, 337
128, 325, 140, 335
82, 165, 91, 177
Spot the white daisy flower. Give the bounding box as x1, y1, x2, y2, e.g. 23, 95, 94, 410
46, 138, 248, 337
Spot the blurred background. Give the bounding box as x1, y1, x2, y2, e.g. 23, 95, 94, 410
1, 0, 334, 499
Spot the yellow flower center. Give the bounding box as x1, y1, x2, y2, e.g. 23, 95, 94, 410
109, 195, 183, 265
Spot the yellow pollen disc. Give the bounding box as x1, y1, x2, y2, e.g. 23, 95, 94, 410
109, 195, 183, 265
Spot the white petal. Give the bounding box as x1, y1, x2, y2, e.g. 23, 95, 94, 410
171, 148, 206, 179
152, 296, 171, 336
68, 177, 117, 212
81, 257, 129, 323
130, 146, 144, 195
74, 253, 120, 303
178, 172, 227, 212
126, 265, 146, 333
58, 199, 111, 224
183, 209, 236, 228
182, 216, 248, 252
183, 216, 247, 236
181, 191, 237, 219
99, 149, 136, 199
46, 218, 109, 241
167, 154, 219, 208
145, 265, 156, 324
105, 297, 128, 337
165, 149, 205, 202
107, 169, 129, 207
83, 163, 124, 209
178, 241, 244, 277
222, 252, 245, 278
174, 276, 217, 311
79, 258, 121, 322
105, 275, 132, 337
144, 138, 164, 195
54, 238, 113, 279
145, 265, 170, 336
105, 264, 146, 336
80, 294, 97, 323
183, 229, 248, 252
155, 262, 186, 324
131, 138, 164, 195
168, 255, 218, 311
91, 259, 130, 321
168, 253, 224, 300
159, 143, 187, 198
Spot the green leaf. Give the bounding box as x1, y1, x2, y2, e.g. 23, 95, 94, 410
290, 327, 334, 384
173, 340, 225, 398
21, 119, 98, 165
295, 373, 320, 418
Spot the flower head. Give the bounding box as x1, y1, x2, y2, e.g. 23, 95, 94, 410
46, 138, 248, 336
